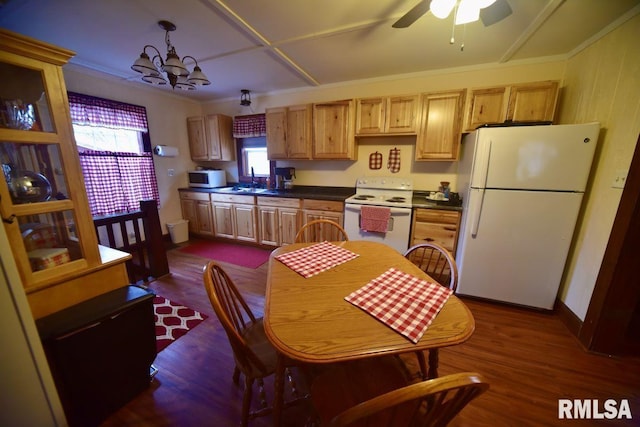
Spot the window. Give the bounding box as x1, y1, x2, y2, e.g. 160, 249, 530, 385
233, 114, 273, 184
67, 92, 160, 217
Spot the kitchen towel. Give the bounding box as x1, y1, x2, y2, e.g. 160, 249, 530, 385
360, 205, 391, 233
275, 241, 359, 278
345, 268, 452, 343
388, 147, 400, 173
369, 151, 383, 170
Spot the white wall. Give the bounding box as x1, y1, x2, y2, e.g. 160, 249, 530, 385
556, 14, 640, 320
203, 59, 566, 191
62, 68, 203, 233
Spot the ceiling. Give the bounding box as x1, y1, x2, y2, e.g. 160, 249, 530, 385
1, 0, 639, 103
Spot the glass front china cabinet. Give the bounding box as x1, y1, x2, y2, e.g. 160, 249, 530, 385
0, 29, 128, 318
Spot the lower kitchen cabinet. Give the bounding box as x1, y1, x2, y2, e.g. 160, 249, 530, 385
211, 194, 257, 242
257, 197, 302, 246
410, 208, 461, 255
302, 199, 344, 227
179, 191, 213, 236
235, 203, 258, 242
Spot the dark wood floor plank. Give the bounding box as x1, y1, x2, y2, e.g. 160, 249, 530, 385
100, 243, 640, 426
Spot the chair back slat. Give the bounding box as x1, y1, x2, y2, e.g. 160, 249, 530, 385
203, 261, 267, 374
404, 243, 458, 292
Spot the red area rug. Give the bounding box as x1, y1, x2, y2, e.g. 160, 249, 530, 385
178, 241, 272, 268
154, 296, 208, 352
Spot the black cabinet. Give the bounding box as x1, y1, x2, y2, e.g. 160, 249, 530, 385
37, 286, 157, 427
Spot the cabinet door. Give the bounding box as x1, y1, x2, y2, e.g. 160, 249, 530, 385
415, 90, 465, 161
313, 100, 356, 160
279, 208, 300, 245
410, 209, 460, 254
180, 199, 199, 233
258, 206, 279, 246
356, 97, 385, 135
507, 81, 559, 123
286, 104, 312, 159
266, 107, 288, 159
386, 95, 419, 133
234, 204, 257, 242
187, 117, 208, 160
204, 114, 234, 161
465, 87, 507, 131
213, 203, 235, 239
1, 32, 102, 292
195, 201, 214, 235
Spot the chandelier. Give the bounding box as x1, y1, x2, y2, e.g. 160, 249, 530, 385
131, 20, 210, 91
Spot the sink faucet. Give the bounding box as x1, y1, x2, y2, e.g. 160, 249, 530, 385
251, 167, 256, 188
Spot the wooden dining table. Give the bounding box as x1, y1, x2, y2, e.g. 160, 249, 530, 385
264, 240, 475, 425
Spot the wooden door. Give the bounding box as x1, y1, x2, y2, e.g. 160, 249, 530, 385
213, 203, 234, 239
386, 95, 418, 133
195, 201, 213, 235
234, 204, 257, 242
507, 81, 559, 123
266, 107, 288, 159
312, 100, 356, 160
258, 206, 278, 246
416, 90, 465, 161
279, 208, 300, 245
356, 97, 385, 135
180, 199, 198, 234
187, 117, 208, 160
286, 104, 312, 159
465, 87, 507, 131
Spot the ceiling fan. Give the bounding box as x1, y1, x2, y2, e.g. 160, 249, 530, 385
393, 0, 513, 28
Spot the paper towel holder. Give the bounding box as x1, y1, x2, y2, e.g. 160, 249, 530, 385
153, 145, 179, 157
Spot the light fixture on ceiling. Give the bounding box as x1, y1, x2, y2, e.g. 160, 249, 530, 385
131, 20, 210, 91
240, 89, 252, 106
430, 0, 497, 25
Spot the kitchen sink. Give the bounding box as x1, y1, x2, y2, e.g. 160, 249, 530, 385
217, 187, 270, 194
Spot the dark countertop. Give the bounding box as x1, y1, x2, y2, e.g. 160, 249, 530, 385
411, 191, 463, 212
180, 185, 355, 202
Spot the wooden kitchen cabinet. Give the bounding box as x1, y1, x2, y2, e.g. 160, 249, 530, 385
465, 80, 559, 131
0, 29, 130, 319
415, 89, 466, 161
257, 196, 301, 246
187, 114, 235, 161
410, 208, 461, 255
211, 193, 257, 242
266, 104, 312, 159
179, 191, 213, 236
356, 95, 419, 135
312, 100, 356, 160
302, 199, 344, 227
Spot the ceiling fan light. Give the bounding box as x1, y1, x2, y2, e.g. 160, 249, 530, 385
131, 52, 160, 76
477, 0, 497, 9
455, 0, 481, 25
430, 0, 456, 19
187, 66, 211, 86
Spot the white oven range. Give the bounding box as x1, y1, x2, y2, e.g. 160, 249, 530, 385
344, 176, 413, 253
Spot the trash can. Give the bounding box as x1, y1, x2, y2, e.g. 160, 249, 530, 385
167, 219, 189, 244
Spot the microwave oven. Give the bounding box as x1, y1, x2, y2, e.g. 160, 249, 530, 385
188, 170, 227, 188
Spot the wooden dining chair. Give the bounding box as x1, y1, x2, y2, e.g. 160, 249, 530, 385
295, 219, 349, 243
404, 243, 459, 381
203, 260, 303, 426
310, 356, 488, 427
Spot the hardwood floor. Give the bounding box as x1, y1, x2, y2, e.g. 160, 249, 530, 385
101, 242, 640, 426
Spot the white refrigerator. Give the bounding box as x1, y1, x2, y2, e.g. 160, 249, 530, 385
455, 123, 600, 310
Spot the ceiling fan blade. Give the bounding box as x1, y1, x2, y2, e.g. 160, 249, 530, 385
392, 0, 430, 28
480, 0, 513, 26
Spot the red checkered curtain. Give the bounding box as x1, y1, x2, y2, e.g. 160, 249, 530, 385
68, 92, 148, 131
78, 151, 159, 216
233, 114, 266, 138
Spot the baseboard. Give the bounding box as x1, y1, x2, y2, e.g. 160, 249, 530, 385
556, 298, 583, 338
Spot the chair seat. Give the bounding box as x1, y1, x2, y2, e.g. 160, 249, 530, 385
240, 318, 278, 376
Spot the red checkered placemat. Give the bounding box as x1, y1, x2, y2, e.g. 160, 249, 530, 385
275, 241, 359, 278
345, 268, 453, 343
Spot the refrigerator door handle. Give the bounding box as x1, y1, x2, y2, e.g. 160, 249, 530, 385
470, 189, 485, 237
474, 139, 492, 189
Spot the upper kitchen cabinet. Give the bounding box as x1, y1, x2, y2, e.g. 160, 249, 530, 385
0, 29, 129, 318
266, 104, 312, 160
415, 89, 466, 161
356, 95, 419, 136
187, 114, 235, 161
312, 99, 356, 160
465, 80, 559, 131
